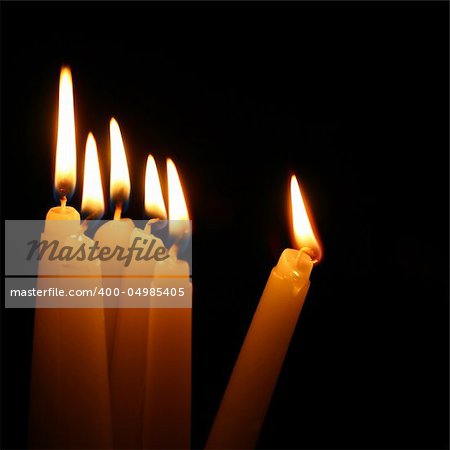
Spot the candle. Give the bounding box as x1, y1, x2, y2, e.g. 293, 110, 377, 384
30, 69, 112, 449
30, 66, 80, 449
206, 175, 322, 450
94, 118, 134, 365
143, 158, 192, 450
110, 155, 167, 449
51, 132, 112, 449
44, 66, 80, 234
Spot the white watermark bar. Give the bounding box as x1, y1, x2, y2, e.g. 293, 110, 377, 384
5, 277, 192, 308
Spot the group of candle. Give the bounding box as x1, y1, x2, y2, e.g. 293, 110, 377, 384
29, 67, 322, 450
30, 67, 191, 450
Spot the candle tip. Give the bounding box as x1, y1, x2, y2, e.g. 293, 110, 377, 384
298, 246, 319, 264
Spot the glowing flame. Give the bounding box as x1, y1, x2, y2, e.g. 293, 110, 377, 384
110, 118, 131, 206
167, 158, 190, 239
290, 175, 322, 262
55, 66, 76, 198
145, 155, 167, 219
81, 133, 105, 217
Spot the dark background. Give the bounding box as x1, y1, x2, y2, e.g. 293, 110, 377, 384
1, 2, 448, 449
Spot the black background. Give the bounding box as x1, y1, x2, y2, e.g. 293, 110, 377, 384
1, 2, 449, 449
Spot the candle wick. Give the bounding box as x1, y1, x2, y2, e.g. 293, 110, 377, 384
114, 203, 122, 221
297, 246, 318, 265
60, 196, 67, 209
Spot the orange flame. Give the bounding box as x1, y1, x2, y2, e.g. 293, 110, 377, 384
290, 175, 322, 263
109, 118, 131, 206
145, 155, 167, 219
167, 158, 190, 239
81, 133, 105, 217
54, 66, 76, 198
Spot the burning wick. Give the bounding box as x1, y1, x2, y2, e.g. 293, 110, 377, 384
60, 195, 67, 210
297, 246, 320, 265
114, 203, 122, 221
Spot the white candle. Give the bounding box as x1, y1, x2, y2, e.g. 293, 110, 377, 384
94, 118, 134, 366
30, 70, 112, 449
30, 66, 80, 449
110, 155, 167, 449
206, 175, 322, 450
143, 158, 192, 450
41, 65, 80, 234
55, 132, 111, 448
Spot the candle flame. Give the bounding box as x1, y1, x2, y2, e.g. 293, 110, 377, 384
55, 66, 76, 198
167, 158, 190, 239
145, 155, 167, 219
81, 133, 105, 217
290, 175, 322, 263
110, 118, 131, 207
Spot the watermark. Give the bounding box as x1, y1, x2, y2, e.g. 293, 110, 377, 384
26, 236, 169, 267
5, 220, 192, 308
5, 278, 192, 308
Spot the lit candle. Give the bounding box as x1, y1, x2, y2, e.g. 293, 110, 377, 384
110, 154, 167, 449
206, 175, 322, 450
30, 66, 80, 449
143, 158, 192, 450
31, 70, 112, 449
94, 117, 134, 365
45, 66, 80, 232
53, 132, 112, 449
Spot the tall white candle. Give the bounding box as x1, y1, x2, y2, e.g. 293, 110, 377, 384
53, 132, 112, 449
30, 70, 112, 449
94, 118, 134, 366
206, 175, 322, 450
110, 155, 168, 449
143, 158, 192, 450
30, 66, 80, 449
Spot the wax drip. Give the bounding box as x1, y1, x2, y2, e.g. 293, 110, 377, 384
80, 211, 98, 234
169, 243, 179, 259
169, 228, 191, 259
144, 218, 160, 234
